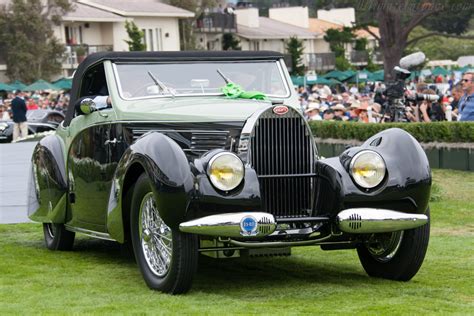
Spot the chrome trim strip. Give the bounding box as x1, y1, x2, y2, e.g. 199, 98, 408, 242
65, 225, 116, 241
336, 208, 428, 234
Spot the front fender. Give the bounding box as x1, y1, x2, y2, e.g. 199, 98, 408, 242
320, 128, 431, 215
107, 132, 194, 242
27, 134, 67, 223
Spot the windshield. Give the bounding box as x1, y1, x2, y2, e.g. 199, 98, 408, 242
113, 61, 289, 99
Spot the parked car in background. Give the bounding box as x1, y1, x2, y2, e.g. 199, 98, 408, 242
0, 109, 64, 142
28, 51, 431, 294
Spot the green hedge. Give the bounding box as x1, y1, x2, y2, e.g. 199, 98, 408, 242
309, 121, 474, 143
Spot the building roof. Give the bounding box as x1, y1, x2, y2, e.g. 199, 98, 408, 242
308, 18, 379, 39
237, 17, 318, 40
354, 26, 380, 39
64, 2, 126, 22
78, 0, 194, 18
308, 18, 342, 35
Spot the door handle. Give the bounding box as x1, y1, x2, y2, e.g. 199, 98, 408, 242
104, 138, 120, 146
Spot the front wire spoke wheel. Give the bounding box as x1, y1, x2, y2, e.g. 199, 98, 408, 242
130, 174, 198, 294
139, 192, 173, 277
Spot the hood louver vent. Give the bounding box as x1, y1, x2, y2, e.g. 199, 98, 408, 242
130, 126, 229, 154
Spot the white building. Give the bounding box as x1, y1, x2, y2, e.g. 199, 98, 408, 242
195, 5, 380, 72
195, 7, 320, 70
317, 8, 356, 27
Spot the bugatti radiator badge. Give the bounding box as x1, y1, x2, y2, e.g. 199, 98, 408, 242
273, 105, 288, 115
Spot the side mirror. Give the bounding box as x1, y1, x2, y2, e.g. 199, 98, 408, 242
80, 98, 97, 115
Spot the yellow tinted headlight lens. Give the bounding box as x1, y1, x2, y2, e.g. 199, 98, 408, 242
350, 151, 386, 188
208, 152, 244, 191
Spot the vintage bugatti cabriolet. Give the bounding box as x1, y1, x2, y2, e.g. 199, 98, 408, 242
28, 51, 430, 294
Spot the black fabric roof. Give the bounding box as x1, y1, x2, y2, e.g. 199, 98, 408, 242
65, 51, 284, 126
80, 50, 284, 65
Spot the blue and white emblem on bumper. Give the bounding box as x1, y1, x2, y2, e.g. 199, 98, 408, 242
240, 215, 258, 236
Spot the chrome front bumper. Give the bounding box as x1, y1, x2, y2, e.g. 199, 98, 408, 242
179, 209, 428, 238
336, 208, 428, 233
179, 212, 277, 238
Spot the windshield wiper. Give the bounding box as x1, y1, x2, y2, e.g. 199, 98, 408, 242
216, 68, 233, 84
147, 71, 175, 97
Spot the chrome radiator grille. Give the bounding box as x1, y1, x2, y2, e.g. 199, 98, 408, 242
250, 108, 315, 218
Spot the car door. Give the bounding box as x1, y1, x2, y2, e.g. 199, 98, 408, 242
68, 121, 114, 232
65, 63, 117, 232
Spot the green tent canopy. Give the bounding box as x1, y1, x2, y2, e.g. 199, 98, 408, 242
431, 66, 450, 76
459, 66, 473, 73
314, 77, 341, 85
322, 70, 352, 81
9, 80, 27, 90
291, 76, 341, 86
345, 70, 373, 83
53, 78, 73, 90
370, 70, 384, 81
24, 79, 60, 91
342, 70, 356, 78
291, 76, 319, 86
0, 82, 15, 91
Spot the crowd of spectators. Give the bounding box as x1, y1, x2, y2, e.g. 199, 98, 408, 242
299, 71, 474, 123
0, 90, 70, 120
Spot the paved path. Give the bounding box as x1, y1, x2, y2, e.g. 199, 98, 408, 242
0, 141, 37, 224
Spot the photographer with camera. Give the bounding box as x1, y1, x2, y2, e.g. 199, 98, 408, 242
381, 52, 441, 123
418, 88, 444, 122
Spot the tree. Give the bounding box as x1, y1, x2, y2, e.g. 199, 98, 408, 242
286, 36, 305, 76
324, 27, 355, 70
322, 0, 474, 80
124, 20, 146, 51
407, 25, 474, 61
0, 0, 71, 82
222, 33, 241, 50
166, 0, 217, 50
324, 27, 355, 58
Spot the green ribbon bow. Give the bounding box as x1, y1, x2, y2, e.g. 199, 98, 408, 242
221, 82, 268, 101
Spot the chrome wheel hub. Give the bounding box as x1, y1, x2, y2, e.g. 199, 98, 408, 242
139, 192, 173, 277
366, 231, 404, 263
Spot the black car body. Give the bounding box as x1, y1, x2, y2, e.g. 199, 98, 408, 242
27, 51, 431, 294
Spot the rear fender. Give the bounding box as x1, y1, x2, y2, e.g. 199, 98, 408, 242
107, 132, 194, 243
27, 134, 67, 223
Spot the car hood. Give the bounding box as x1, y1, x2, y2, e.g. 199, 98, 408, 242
115, 97, 276, 122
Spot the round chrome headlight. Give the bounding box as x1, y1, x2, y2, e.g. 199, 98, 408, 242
207, 152, 244, 191
350, 150, 386, 189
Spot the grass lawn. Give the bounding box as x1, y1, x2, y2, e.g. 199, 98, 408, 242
0, 169, 473, 314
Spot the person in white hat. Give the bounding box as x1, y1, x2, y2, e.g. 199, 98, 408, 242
305, 102, 322, 121
331, 103, 348, 121
348, 101, 361, 121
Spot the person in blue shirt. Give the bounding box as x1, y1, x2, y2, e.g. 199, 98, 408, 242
11, 90, 28, 141
459, 71, 474, 121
